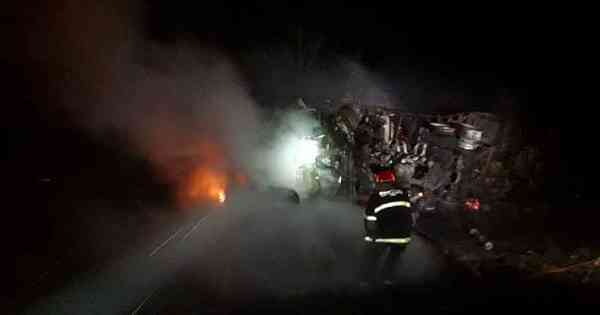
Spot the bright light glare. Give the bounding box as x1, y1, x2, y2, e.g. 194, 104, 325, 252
293, 138, 319, 166
267, 135, 321, 193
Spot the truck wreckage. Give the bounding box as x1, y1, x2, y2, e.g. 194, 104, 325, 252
290, 100, 511, 209
282, 100, 600, 284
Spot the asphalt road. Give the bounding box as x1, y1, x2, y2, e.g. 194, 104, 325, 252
24, 189, 596, 314
23, 190, 458, 314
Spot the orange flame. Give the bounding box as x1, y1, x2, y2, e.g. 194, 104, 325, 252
178, 165, 227, 207
217, 190, 226, 203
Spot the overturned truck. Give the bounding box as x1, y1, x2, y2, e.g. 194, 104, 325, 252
300, 102, 537, 211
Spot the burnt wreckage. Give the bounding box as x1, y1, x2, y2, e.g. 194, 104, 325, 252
303, 103, 526, 210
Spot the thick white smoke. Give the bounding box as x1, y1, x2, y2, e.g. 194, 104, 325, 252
33, 0, 398, 199
35, 0, 262, 204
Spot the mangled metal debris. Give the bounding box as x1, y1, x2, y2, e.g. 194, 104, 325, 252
291, 101, 519, 208
286, 100, 549, 221
280, 100, 572, 276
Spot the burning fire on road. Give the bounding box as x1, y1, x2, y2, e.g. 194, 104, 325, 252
217, 190, 226, 204
154, 140, 236, 208
179, 164, 228, 207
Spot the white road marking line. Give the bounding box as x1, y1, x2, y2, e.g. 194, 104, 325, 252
149, 226, 185, 257
131, 290, 155, 315
182, 215, 209, 241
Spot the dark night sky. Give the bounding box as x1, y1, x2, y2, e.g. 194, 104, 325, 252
146, 3, 533, 85
8, 2, 587, 118
141, 2, 583, 115
4, 1, 596, 193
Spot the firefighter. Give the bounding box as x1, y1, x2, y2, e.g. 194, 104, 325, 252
360, 184, 414, 285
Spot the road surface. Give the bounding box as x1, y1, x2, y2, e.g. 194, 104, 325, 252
22, 190, 587, 314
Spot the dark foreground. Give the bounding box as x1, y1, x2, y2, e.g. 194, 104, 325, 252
18, 191, 599, 314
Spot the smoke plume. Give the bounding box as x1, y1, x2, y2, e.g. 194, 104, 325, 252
34, 0, 261, 206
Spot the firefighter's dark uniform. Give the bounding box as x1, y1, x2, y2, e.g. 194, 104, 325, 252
361, 188, 413, 283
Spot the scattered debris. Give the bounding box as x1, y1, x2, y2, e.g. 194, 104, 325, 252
540, 256, 600, 275
294, 100, 596, 286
